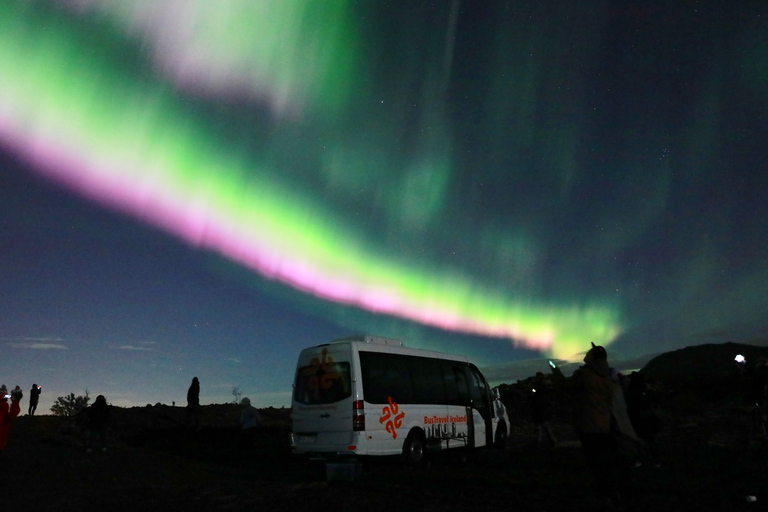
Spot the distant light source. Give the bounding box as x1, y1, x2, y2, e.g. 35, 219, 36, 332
735, 354, 746, 364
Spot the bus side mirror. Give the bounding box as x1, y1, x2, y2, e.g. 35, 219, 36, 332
493, 388, 501, 400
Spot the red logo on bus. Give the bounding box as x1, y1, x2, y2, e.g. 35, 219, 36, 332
379, 396, 405, 439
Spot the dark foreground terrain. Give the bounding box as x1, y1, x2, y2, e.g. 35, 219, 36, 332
2, 397, 766, 512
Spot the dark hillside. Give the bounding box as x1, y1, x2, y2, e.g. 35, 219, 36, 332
641, 342, 768, 386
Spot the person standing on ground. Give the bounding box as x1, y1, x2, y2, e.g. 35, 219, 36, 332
552, 343, 635, 509
530, 372, 557, 445
10, 386, 22, 403
28, 384, 41, 416
0, 390, 21, 458
87, 395, 110, 452
186, 377, 201, 429
626, 372, 660, 467
239, 397, 261, 447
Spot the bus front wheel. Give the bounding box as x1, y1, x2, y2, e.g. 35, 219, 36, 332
403, 431, 426, 466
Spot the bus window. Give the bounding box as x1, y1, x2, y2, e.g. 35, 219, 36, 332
454, 366, 471, 405
294, 361, 351, 405
411, 357, 446, 404
443, 363, 470, 406
360, 352, 414, 404
441, 362, 456, 404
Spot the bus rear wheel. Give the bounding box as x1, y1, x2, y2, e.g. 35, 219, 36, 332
403, 431, 426, 466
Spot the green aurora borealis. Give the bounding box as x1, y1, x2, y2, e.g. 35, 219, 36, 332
0, 1, 627, 360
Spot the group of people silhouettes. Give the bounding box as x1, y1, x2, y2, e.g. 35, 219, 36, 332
0, 382, 112, 453
0, 383, 45, 458
1, 375, 263, 457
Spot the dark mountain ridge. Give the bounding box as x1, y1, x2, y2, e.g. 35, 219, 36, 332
641, 341, 768, 386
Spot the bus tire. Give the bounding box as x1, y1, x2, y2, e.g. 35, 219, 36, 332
494, 421, 508, 449
403, 431, 426, 466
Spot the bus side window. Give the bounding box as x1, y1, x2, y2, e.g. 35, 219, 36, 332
360, 352, 414, 404
441, 362, 458, 405
444, 364, 470, 406
411, 358, 446, 405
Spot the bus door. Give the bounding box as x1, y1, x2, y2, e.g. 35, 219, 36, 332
443, 363, 475, 448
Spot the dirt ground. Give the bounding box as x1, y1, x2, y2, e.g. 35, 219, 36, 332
2, 402, 766, 512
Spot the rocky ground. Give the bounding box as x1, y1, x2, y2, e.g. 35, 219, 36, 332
2, 396, 766, 512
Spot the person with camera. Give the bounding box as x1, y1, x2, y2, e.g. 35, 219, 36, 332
0, 386, 22, 458
28, 384, 41, 416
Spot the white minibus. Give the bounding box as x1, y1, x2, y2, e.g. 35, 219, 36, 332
290, 335, 510, 464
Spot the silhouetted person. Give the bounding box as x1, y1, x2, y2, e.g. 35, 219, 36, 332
239, 397, 261, 447
552, 343, 636, 509
530, 372, 557, 445
28, 384, 41, 416
625, 372, 660, 467
10, 386, 22, 403
186, 377, 200, 429
87, 395, 110, 452
0, 391, 21, 457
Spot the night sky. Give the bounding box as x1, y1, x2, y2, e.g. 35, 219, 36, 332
1, 0, 767, 412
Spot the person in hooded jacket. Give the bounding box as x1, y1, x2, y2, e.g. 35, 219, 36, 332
552, 343, 636, 509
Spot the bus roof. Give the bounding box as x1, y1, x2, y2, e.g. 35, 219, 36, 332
315, 335, 471, 364
329, 334, 403, 347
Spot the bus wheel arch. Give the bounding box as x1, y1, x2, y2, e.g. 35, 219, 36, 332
494, 421, 508, 449
402, 428, 427, 466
